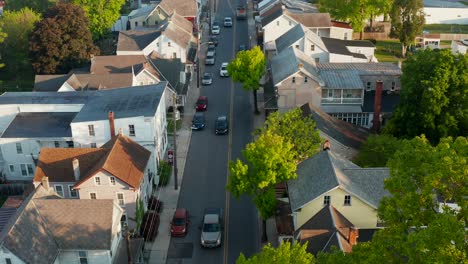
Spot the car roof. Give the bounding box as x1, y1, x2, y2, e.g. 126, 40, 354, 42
198, 96, 208, 100
221, 62, 228, 66
204, 214, 219, 224
217, 116, 227, 121
174, 208, 187, 217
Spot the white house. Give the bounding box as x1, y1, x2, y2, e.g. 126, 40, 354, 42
33, 133, 153, 229
451, 39, 468, 55
0, 84, 170, 184
415, 35, 441, 50
117, 12, 196, 64
0, 185, 124, 264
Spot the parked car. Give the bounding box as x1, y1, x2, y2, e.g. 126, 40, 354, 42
219, 62, 229, 77
191, 112, 206, 130
171, 208, 189, 237
209, 36, 218, 46
195, 96, 208, 111
201, 208, 223, 248
202, 73, 213, 85
205, 54, 215, 65
207, 46, 216, 57
215, 116, 229, 135
224, 17, 233, 27
211, 22, 220, 34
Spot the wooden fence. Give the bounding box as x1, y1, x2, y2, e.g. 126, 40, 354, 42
0, 183, 32, 197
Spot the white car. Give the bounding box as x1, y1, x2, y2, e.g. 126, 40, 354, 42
211, 22, 220, 35
224, 17, 233, 27
219, 63, 229, 77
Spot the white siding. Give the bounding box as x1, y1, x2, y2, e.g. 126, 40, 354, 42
346, 46, 375, 59
424, 7, 468, 24
329, 27, 353, 40
134, 70, 160, 86
329, 53, 368, 63
0, 247, 26, 264
452, 41, 467, 55
57, 250, 111, 264
263, 16, 298, 44
154, 36, 188, 63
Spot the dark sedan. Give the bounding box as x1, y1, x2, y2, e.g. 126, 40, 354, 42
191, 112, 206, 130
215, 116, 229, 135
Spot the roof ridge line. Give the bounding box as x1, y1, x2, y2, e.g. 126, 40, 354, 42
326, 151, 341, 186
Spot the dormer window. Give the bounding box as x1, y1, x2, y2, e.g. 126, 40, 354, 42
292, 77, 296, 83
304, 77, 308, 83
391, 81, 396, 91
344, 195, 352, 206
366, 82, 372, 91
295, 44, 300, 49
310, 44, 315, 51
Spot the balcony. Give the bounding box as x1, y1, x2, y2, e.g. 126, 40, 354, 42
321, 97, 362, 104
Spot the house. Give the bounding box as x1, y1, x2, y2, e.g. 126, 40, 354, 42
32, 133, 153, 229
0, 185, 124, 264
451, 39, 468, 55
415, 34, 441, 50
0, 84, 169, 183
287, 150, 389, 231
117, 13, 196, 65
127, 4, 158, 30
270, 47, 401, 129
423, 0, 468, 24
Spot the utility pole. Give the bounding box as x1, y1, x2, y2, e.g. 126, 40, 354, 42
126, 232, 132, 264
197, 31, 200, 88
172, 92, 178, 190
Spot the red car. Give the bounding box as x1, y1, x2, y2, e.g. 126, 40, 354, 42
170, 208, 189, 237
195, 96, 208, 111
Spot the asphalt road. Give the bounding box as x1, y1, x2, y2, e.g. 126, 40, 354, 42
167, 0, 260, 263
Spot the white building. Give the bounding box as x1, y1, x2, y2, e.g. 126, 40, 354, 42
0, 84, 170, 184
451, 39, 468, 55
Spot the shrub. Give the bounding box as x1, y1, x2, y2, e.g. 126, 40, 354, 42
147, 196, 163, 213
158, 160, 172, 186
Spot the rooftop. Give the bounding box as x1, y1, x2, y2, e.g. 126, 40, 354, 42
285, 12, 332, 28
158, 0, 198, 17
117, 30, 162, 52
1, 112, 77, 138
260, 2, 284, 27
271, 47, 322, 86
321, 37, 372, 59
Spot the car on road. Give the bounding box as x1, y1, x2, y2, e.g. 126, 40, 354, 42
205, 54, 215, 65
238, 44, 247, 52
202, 73, 213, 85
224, 17, 233, 27
215, 116, 229, 135
171, 208, 189, 237
219, 62, 229, 77
211, 22, 220, 34
201, 208, 223, 248
207, 45, 216, 57
195, 96, 208, 111
208, 36, 218, 46
191, 112, 206, 130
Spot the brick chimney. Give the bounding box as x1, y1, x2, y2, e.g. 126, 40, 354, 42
41, 176, 50, 191
109, 111, 116, 139
323, 139, 331, 151
372, 81, 383, 132
349, 227, 359, 246
72, 158, 80, 181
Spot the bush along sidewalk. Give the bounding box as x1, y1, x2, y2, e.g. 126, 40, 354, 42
158, 160, 172, 186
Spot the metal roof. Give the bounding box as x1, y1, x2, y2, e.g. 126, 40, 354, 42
1, 112, 77, 138
319, 70, 364, 89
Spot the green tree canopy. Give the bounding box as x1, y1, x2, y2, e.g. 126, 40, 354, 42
385, 49, 468, 143
228, 46, 266, 113
0, 23, 6, 69
389, 0, 425, 57
5, 0, 58, 13
70, 0, 125, 39
353, 134, 401, 167
237, 242, 315, 264
256, 108, 321, 162
29, 3, 100, 74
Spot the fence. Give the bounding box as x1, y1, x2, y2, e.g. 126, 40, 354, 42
0, 183, 31, 197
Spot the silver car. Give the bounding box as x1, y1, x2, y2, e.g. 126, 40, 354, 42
205, 54, 215, 65
201, 208, 223, 248
202, 73, 213, 85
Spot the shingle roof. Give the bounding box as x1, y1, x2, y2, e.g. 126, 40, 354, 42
275, 24, 304, 53
285, 12, 332, 28
288, 151, 389, 211
261, 2, 284, 27
149, 56, 185, 90
321, 37, 373, 59
91, 55, 159, 77
158, 0, 197, 18
271, 47, 321, 86
319, 70, 364, 89
117, 30, 161, 52
317, 62, 401, 74
161, 13, 194, 48
35, 134, 151, 189
34, 75, 69, 91
1, 112, 77, 138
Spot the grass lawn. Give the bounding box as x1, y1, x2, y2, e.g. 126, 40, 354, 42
423, 24, 468, 34
375, 40, 403, 63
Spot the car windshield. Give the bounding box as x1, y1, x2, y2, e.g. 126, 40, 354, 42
173, 217, 185, 226
203, 223, 220, 232
207, 55, 214, 59
217, 121, 227, 129
221, 66, 226, 70
197, 99, 206, 105
203, 74, 211, 79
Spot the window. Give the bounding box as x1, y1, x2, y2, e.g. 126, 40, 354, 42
20, 164, 33, 177
173, 52, 177, 58
5, 259, 12, 264
276, 20, 279, 26
8, 165, 14, 173
289, 21, 292, 26
328, 90, 333, 98
66, 141, 74, 148
156, 42, 159, 47
90, 193, 97, 199
27, 164, 33, 175
129, 125, 135, 136
304, 76, 308, 83
135, 21, 138, 27
315, 58, 320, 63
54, 141, 60, 148
68, 185, 78, 198
117, 193, 125, 207
168, 42, 171, 47
292, 77, 296, 83
295, 44, 300, 49
88, 125, 95, 136
391, 81, 396, 91
54, 185, 64, 197
344, 32, 348, 40
323, 195, 331, 205
16, 143, 22, 154
344, 195, 352, 206
143, 21, 146, 26
310, 44, 315, 51
110, 176, 116, 185
79, 251, 88, 264
95, 176, 101, 185
20, 164, 27, 176
366, 82, 372, 91
90, 143, 97, 148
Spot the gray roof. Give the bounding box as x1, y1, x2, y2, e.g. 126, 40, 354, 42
320, 104, 362, 113
271, 47, 322, 86
149, 57, 190, 94
317, 62, 402, 75
319, 70, 363, 89
275, 24, 305, 53
34, 75, 69, 91
1, 112, 77, 138
0, 83, 168, 123
261, 2, 284, 27
362, 91, 400, 113
117, 30, 161, 52
424, 0, 468, 8
288, 151, 390, 211
285, 12, 332, 28
128, 4, 156, 18
321, 37, 372, 59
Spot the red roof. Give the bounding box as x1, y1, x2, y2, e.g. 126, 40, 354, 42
332, 21, 352, 29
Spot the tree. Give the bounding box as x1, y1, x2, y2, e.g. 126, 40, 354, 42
135, 197, 145, 231
368, 0, 392, 27
389, 0, 425, 57
227, 131, 297, 240
0, 8, 41, 73
70, 0, 125, 39
228, 46, 266, 114
5, 0, 58, 13
353, 134, 401, 167
256, 108, 321, 162
385, 49, 468, 144
0, 24, 6, 69
29, 3, 100, 74
237, 242, 315, 264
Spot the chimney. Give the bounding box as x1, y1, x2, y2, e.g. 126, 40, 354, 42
372, 81, 383, 132
109, 111, 116, 139
72, 158, 80, 181
41, 176, 50, 191
323, 139, 331, 151
118, 128, 124, 135
349, 227, 359, 246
